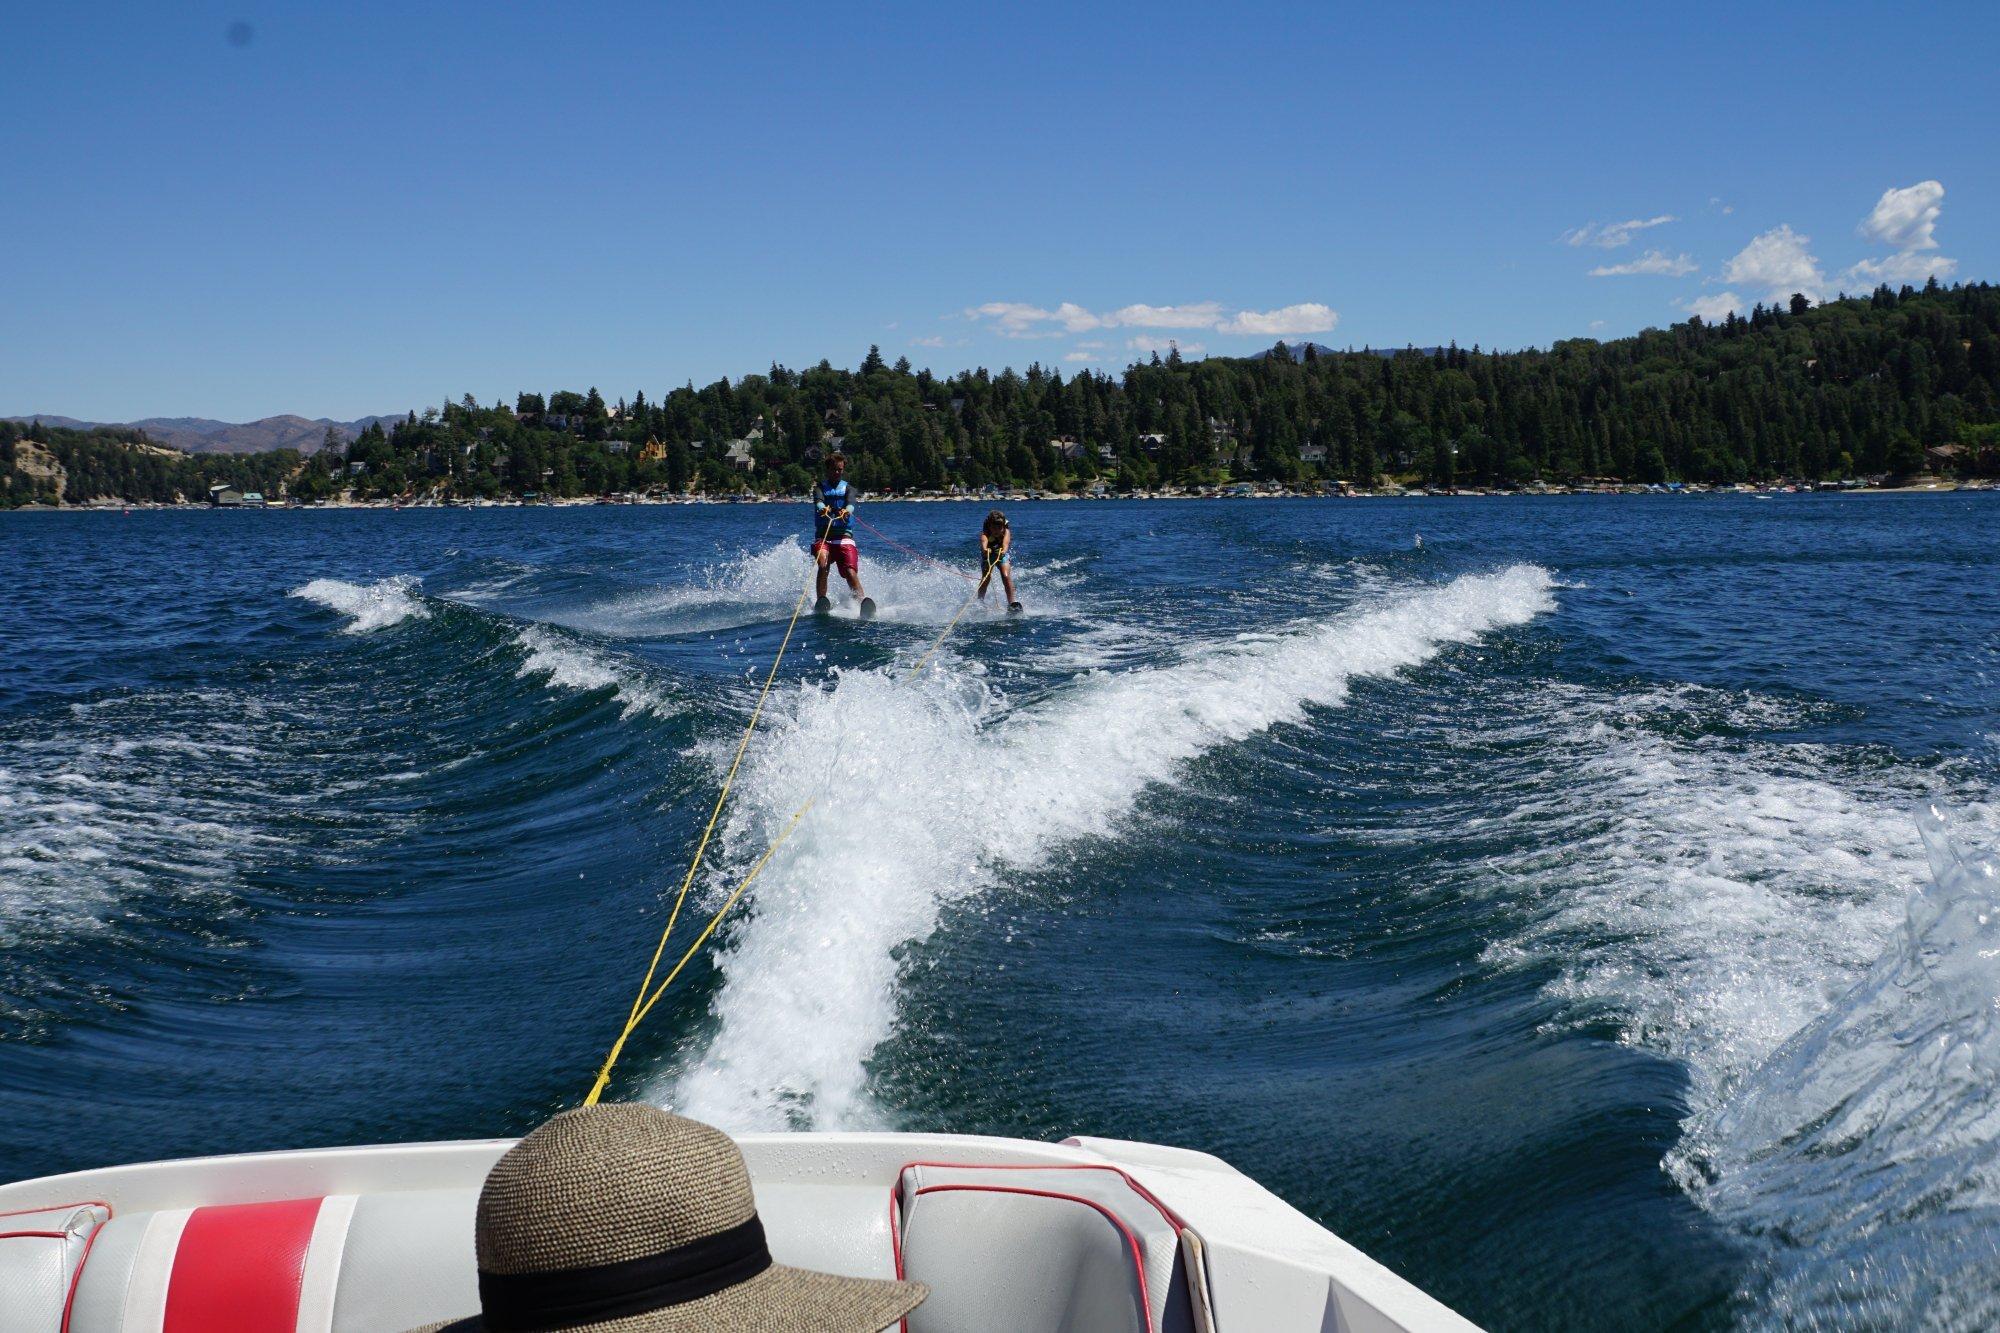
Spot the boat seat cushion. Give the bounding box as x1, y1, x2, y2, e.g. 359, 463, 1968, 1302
65, 1193, 478, 1333
894, 1165, 1195, 1333
0, 1202, 108, 1333
59, 1182, 902, 1332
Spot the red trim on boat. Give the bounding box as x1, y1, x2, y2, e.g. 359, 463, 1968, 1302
62, 1221, 106, 1333
0, 1200, 111, 1220
163, 1197, 324, 1333
0, 1201, 113, 1333
894, 1161, 1185, 1230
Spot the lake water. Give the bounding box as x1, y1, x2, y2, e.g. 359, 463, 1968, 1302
3, 495, 1998, 1330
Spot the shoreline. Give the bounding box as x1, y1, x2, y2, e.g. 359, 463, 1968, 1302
4, 477, 1992, 513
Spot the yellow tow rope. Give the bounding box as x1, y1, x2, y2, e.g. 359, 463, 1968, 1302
581, 533, 1000, 1104
905, 547, 1003, 680
582, 567, 813, 1106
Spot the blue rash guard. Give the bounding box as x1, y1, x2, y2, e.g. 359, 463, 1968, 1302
813, 478, 854, 542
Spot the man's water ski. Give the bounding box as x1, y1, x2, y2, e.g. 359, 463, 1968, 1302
978, 508, 1023, 614
811, 452, 873, 617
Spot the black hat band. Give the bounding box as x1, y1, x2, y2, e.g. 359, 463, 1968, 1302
477, 1214, 773, 1331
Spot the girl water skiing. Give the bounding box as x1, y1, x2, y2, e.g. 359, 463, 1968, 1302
978, 509, 1021, 612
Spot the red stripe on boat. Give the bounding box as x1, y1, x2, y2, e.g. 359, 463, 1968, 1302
164, 1198, 324, 1333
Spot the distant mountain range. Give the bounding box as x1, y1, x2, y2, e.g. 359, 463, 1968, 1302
3, 413, 401, 454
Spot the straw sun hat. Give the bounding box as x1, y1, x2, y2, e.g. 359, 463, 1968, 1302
410, 1103, 926, 1333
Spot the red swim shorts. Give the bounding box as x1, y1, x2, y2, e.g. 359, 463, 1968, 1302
819, 539, 859, 576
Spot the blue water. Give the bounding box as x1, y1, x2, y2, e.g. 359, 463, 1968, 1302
4, 497, 1998, 1330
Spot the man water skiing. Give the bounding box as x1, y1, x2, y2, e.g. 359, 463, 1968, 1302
978, 508, 1022, 613
812, 453, 873, 617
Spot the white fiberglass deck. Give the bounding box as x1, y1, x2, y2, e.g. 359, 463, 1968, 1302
0, 1130, 1479, 1332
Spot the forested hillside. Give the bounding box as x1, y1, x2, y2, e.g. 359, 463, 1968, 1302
8, 281, 1998, 506
0, 422, 303, 507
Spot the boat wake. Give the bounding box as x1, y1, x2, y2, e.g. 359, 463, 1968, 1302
1675, 808, 2000, 1326
458, 538, 1073, 641
514, 625, 678, 719
1470, 683, 2000, 1325
291, 576, 429, 633
666, 564, 1558, 1129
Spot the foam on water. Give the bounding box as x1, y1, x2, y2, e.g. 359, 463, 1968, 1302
541, 540, 1070, 639
292, 576, 429, 633
0, 708, 298, 1030
1475, 684, 2000, 1322
537, 542, 813, 638
1483, 696, 1947, 1104
667, 563, 1557, 1129
1672, 808, 2000, 1324
513, 625, 675, 718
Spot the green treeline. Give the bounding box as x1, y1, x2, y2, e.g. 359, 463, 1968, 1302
8, 281, 2000, 508
0, 422, 302, 507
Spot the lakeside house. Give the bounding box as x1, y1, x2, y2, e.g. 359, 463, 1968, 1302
207, 485, 267, 507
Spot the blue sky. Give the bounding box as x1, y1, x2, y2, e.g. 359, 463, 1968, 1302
5, 1, 1996, 421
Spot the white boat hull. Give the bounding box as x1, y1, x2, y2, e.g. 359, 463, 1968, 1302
0, 1130, 1478, 1332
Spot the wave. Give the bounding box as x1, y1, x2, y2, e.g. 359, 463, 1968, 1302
666, 563, 1558, 1129
513, 625, 676, 719
517, 543, 813, 639
0, 695, 307, 1033
510, 539, 1069, 640
1672, 808, 2000, 1326
290, 572, 681, 719
291, 576, 429, 633
1470, 682, 2000, 1324
1483, 687, 1949, 1109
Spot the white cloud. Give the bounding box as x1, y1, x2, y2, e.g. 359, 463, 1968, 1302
1051, 302, 1105, 332
1843, 252, 1959, 285
964, 302, 1068, 338
1063, 351, 1097, 363
1721, 224, 1824, 299
1859, 180, 1944, 251
1709, 197, 1735, 216
1681, 291, 1745, 321
963, 300, 1330, 341
1589, 320, 1607, 331
1588, 249, 1698, 277
1217, 302, 1338, 336
1845, 181, 1956, 288
1107, 301, 1223, 329
1127, 336, 1205, 357
1561, 214, 1676, 248
910, 335, 949, 348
